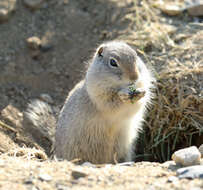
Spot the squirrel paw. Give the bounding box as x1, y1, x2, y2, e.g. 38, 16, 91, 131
118, 87, 145, 103
118, 88, 131, 102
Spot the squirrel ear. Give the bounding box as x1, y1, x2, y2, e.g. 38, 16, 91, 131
97, 46, 103, 57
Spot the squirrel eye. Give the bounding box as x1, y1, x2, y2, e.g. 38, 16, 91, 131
109, 58, 118, 67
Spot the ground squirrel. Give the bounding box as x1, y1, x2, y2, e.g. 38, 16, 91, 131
24, 41, 154, 164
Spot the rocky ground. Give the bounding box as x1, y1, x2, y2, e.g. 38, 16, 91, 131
0, 0, 203, 189
0, 149, 203, 190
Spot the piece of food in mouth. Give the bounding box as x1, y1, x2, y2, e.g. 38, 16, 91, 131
128, 86, 146, 103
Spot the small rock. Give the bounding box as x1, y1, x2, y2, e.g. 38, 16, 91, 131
31, 187, 39, 190
117, 162, 135, 166
39, 94, 54, 104
185, 0, 203, 16
161, 160, 176, 167
26, 36, 41, 50
177, 165, 203, 179
56, 184, 69, 190
82, 162, 96, 167
199, 144, 203, 158
38, 173, 52, 181
167, 176, 179, 183
71, 170, 88, 180
154, 1, 184, 16
0, 0, 16, 22
24, 177, 34, 184
161, 160, 182, 171
172, 146, 201, 166
23, 0, 45, 10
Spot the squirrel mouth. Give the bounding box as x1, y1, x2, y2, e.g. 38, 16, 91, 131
130, 89, 145, 98
128, 87, 146, 102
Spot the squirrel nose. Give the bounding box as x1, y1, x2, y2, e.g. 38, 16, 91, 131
128, 63, 139, 81
129, 72, 138, 82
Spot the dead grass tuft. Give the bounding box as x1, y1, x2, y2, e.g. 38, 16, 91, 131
145, 67, 203, 162
124, 0, 203, 162
0, 147, 48, 161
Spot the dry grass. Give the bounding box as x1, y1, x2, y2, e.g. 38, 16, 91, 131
120, 0, 203, 162
146, 64, 203, 162
0, 147, 48, 161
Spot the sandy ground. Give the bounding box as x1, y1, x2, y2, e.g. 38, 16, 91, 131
0, 153, 203, 190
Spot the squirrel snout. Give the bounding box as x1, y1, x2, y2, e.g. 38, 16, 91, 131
127, 64, 140, 82
128, 72, 138, 82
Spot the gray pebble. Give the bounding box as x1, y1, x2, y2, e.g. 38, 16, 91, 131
40, 93, 54, 104
172, 146, 201, 166
0, 0, 16, 22
23, 0, 45, 10
71, 170, 88, 180
167, 176, 179, 183
177, 165, 203, 179
186, 0, 203, 16
82, 162, 96, 168
117, 162, 135, 166
24, 177, 34, 184
38, 173, 52, 181
26, 36, 41, 50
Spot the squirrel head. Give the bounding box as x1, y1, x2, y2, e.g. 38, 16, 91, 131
87, 41, 147, 87
95, 42, 139, 82
85, 41, 154, 106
